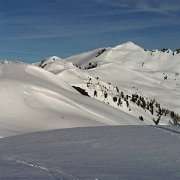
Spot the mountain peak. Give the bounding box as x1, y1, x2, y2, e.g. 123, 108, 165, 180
113, 41, 142, 50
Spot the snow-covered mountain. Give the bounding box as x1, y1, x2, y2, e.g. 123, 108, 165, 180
39, 42, 180, 126
0, 42, 180, 137
1, 42, 180, 179
0, 62, 143, 137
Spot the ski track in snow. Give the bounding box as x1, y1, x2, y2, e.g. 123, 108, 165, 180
1, 155, 81, 180
151, 125, 180, 138
0, 126, 180, 179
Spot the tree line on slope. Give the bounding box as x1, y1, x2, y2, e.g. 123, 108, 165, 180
73, 77, 180, 126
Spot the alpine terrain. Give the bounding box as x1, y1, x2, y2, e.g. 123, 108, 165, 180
39, 42, 180, 127
0, 42, 180, 179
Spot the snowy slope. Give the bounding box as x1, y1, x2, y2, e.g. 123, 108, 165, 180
0, 126, 180, 179
66, 42, 180, 72
0, 63, 143, 137
40, 42, 180, 125
83, 43, 180, 114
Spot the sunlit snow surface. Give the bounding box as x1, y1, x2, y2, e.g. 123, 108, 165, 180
0, 63, 143, 137
41, 42, 180, 125
0, 126, 180, 179
65, 42, 180, 113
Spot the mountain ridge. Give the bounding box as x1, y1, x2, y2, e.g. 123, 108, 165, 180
37, 42, 180, 126
0, 42, 180, 137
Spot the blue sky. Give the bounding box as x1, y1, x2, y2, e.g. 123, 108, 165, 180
0, 0, 180, 62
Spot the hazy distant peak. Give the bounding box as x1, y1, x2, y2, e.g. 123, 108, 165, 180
0, 59, 24, 64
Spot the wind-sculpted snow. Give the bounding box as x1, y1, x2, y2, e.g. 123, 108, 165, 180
0, 126, 180, 179
0, 63, 143, 137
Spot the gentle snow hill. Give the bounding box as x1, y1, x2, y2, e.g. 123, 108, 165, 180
0, 126, 180, 179
0, 63, 143, 137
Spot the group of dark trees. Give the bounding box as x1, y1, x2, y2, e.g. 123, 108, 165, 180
111, 88, 180, 125
131, 93, 180, 125
95, 48, 107, 57
38, 60, 48, 68
72, 86, 89, 97
84, 62, 98, 70
74, 64, 82, 69
163, 72, 180, 81
74, 62, 98, 70
84, 76, 180, 125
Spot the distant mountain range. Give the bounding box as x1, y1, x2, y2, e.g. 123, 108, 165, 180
0, 42, 179, 137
